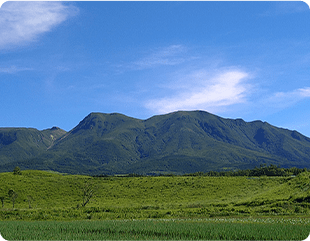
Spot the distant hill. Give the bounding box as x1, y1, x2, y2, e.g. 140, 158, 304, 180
1, 111, 310, 175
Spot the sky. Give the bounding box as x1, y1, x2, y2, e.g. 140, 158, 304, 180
1, 1, 310, 137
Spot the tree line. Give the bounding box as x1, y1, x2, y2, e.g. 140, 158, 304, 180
185, 164, 307, 177
93, 164, 308, 178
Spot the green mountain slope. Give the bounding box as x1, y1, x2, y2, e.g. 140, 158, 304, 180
0, 111, 310, 175
0, 127, 66, 165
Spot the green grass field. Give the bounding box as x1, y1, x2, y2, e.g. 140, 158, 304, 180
1, 170, 310, 219
1, 218, 310, 240
0, 170, 310, 240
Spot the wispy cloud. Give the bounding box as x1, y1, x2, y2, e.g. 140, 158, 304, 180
299, 87, 310, 97
0, 1, 78, 49
266, 87, 310, 109
0, 65, 32, 74
276, 1, 309, 14
130, 45, 188, 70
145, 69, 251, 114
260, 1, 309, 17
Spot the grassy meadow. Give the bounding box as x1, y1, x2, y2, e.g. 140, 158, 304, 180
1, 170, 310, 219
0, 170, 310, 240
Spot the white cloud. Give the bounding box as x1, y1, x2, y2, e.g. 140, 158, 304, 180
0, 1, 78, 49
0, 65, 32, 74
145, 69, 250, 114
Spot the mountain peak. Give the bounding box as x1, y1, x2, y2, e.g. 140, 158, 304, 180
50, 126, 60, 131
71, 112, 142, 136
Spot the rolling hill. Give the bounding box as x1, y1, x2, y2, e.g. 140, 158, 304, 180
0, 110, 310, 175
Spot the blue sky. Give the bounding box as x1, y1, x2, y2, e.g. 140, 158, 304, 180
1, 1, 310, 137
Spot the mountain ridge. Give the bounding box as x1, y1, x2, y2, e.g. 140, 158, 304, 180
0, 110, 309, 175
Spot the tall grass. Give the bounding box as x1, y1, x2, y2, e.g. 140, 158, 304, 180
1, 219, 309, 240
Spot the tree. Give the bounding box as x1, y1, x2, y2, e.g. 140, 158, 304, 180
81, 179, 97, 207
13, 166, 22, 175
0, 196, 4, 208
27, 195, 34, 209
8, 189, 18, 209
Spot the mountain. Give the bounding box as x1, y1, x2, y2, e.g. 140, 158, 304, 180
0, 127, 66, 165
1, 111, 310, 175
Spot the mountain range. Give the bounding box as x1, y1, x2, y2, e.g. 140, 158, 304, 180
1, 110, 310, 175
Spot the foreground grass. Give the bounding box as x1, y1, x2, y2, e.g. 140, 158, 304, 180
1, 218, 309, 240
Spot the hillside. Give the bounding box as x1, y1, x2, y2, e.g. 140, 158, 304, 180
0, 127, 66, 165
0, 111, 310, 175
0, 170, 310, 220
